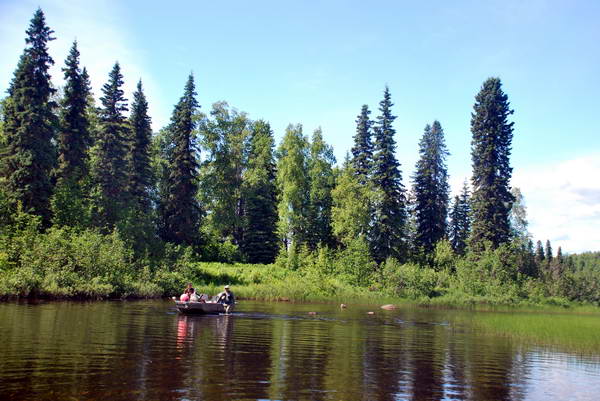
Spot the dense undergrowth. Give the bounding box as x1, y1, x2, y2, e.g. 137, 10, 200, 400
1, 213, 599, 310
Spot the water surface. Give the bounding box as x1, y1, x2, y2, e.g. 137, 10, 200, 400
0, 300, 599, 400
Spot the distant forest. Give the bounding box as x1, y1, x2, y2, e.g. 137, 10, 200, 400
1, 9, 598, 304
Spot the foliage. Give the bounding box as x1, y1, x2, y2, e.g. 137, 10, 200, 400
1, 8, 56, 226
469, 77, 515, 251
351, 104, 373, 184
331, 164, 374, 246
509, 187, 529, 240
52, 41, 92, 228
158, 74, 202, 246
198, 101, 250, 245
127, 80, 154, 215
276, 124, 310, 248
241, 120, 279, 263
55, 41, 90, 183
412, 121, 450, 253
306, 127, 336, 249
371, 86, 407, 262
90, 62, 130, 231
449, 181, 470, 255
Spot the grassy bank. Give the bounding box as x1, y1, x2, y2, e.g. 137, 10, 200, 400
463, 310, 600, 354
1, 222, 600, 313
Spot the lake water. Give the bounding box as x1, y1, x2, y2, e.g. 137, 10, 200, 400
0, 300, 599, 400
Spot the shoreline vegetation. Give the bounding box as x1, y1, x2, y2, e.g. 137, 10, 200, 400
2, 9, 600, 315
1, 214, 599, 314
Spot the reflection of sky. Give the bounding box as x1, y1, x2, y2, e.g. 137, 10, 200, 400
524, 349, 600, 401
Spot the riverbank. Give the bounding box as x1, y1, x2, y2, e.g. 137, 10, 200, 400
3, 257, 599, 314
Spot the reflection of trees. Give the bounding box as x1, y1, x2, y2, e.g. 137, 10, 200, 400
323, 319, 367, 399
274, 318, 333, 401
464, 335, 525, 401
362, 319, 409, 401
3, 301, 589, 401
221, 316, 273, 400
444, 331, 468, 400
408, 325, 445, 401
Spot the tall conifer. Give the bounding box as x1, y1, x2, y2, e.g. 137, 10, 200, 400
56, 41, 90, 181
52, 41, 92, 227
242, 120, 279, 263
371, 86, 406, 262
91, 62, 130, 231
351, 105, 373, 185
159, 74, 202, 246
128, 80, 153, 214
449, 180, 471, 255
545, 239, 553, 262
412, 121, 450, 253
469, 78, 515, 251
535, 240, 545, 263
1, 8, 56, 225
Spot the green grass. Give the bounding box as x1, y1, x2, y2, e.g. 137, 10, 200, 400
185, 262, 396, 304
467, 311, 600, 354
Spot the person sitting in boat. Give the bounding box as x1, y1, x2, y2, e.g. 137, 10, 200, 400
189, 288, 199, 302
179, 291, 190, 302
216, 285, 235, 305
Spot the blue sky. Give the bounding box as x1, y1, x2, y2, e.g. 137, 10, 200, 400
1, 0, 599, 252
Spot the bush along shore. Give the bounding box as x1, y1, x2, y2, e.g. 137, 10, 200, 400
1, 212, 599, 310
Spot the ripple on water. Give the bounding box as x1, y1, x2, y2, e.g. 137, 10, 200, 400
1, 300, 600, 401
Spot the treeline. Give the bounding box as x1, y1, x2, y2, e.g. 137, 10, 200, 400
1, 9, 598, 304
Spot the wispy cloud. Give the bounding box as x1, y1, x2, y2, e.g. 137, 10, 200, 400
513, 153, 600, 253
0, 0, 169, 128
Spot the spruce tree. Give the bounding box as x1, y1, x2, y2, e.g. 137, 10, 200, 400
306, 127, 336, 249
371, 86, 406, 262
276, 123, 310, 248
412, 121, 450, 253
52, 41, 92, 227
91, 62, 130, 231
535, 240, 545, 264
469, 78, 515, 251
556, 246, 563, 264
351, 104, 373, 185
128, 80, 154, 214
1, 8, 56, 225
545, 239, 553, 262
241, 120, 279, 263
159, 74, 202, 246
118, 79, 156, 253
449, 181, 471, 255
56, 41, 90, 181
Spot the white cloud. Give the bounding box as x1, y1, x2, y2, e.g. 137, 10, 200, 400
513, 153, 600, 253
0, 0, 169, 128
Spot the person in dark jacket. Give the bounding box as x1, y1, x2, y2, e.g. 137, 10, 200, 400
217, 285, 235, 305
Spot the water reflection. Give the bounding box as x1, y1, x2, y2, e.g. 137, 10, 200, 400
0, 300, 599, 401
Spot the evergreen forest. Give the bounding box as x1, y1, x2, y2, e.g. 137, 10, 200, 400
1, 9, 599, 306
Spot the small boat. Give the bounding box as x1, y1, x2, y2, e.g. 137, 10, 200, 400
174, 300, 234, 315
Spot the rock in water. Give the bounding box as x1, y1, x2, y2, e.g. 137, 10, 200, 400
380, 304, 397, 310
